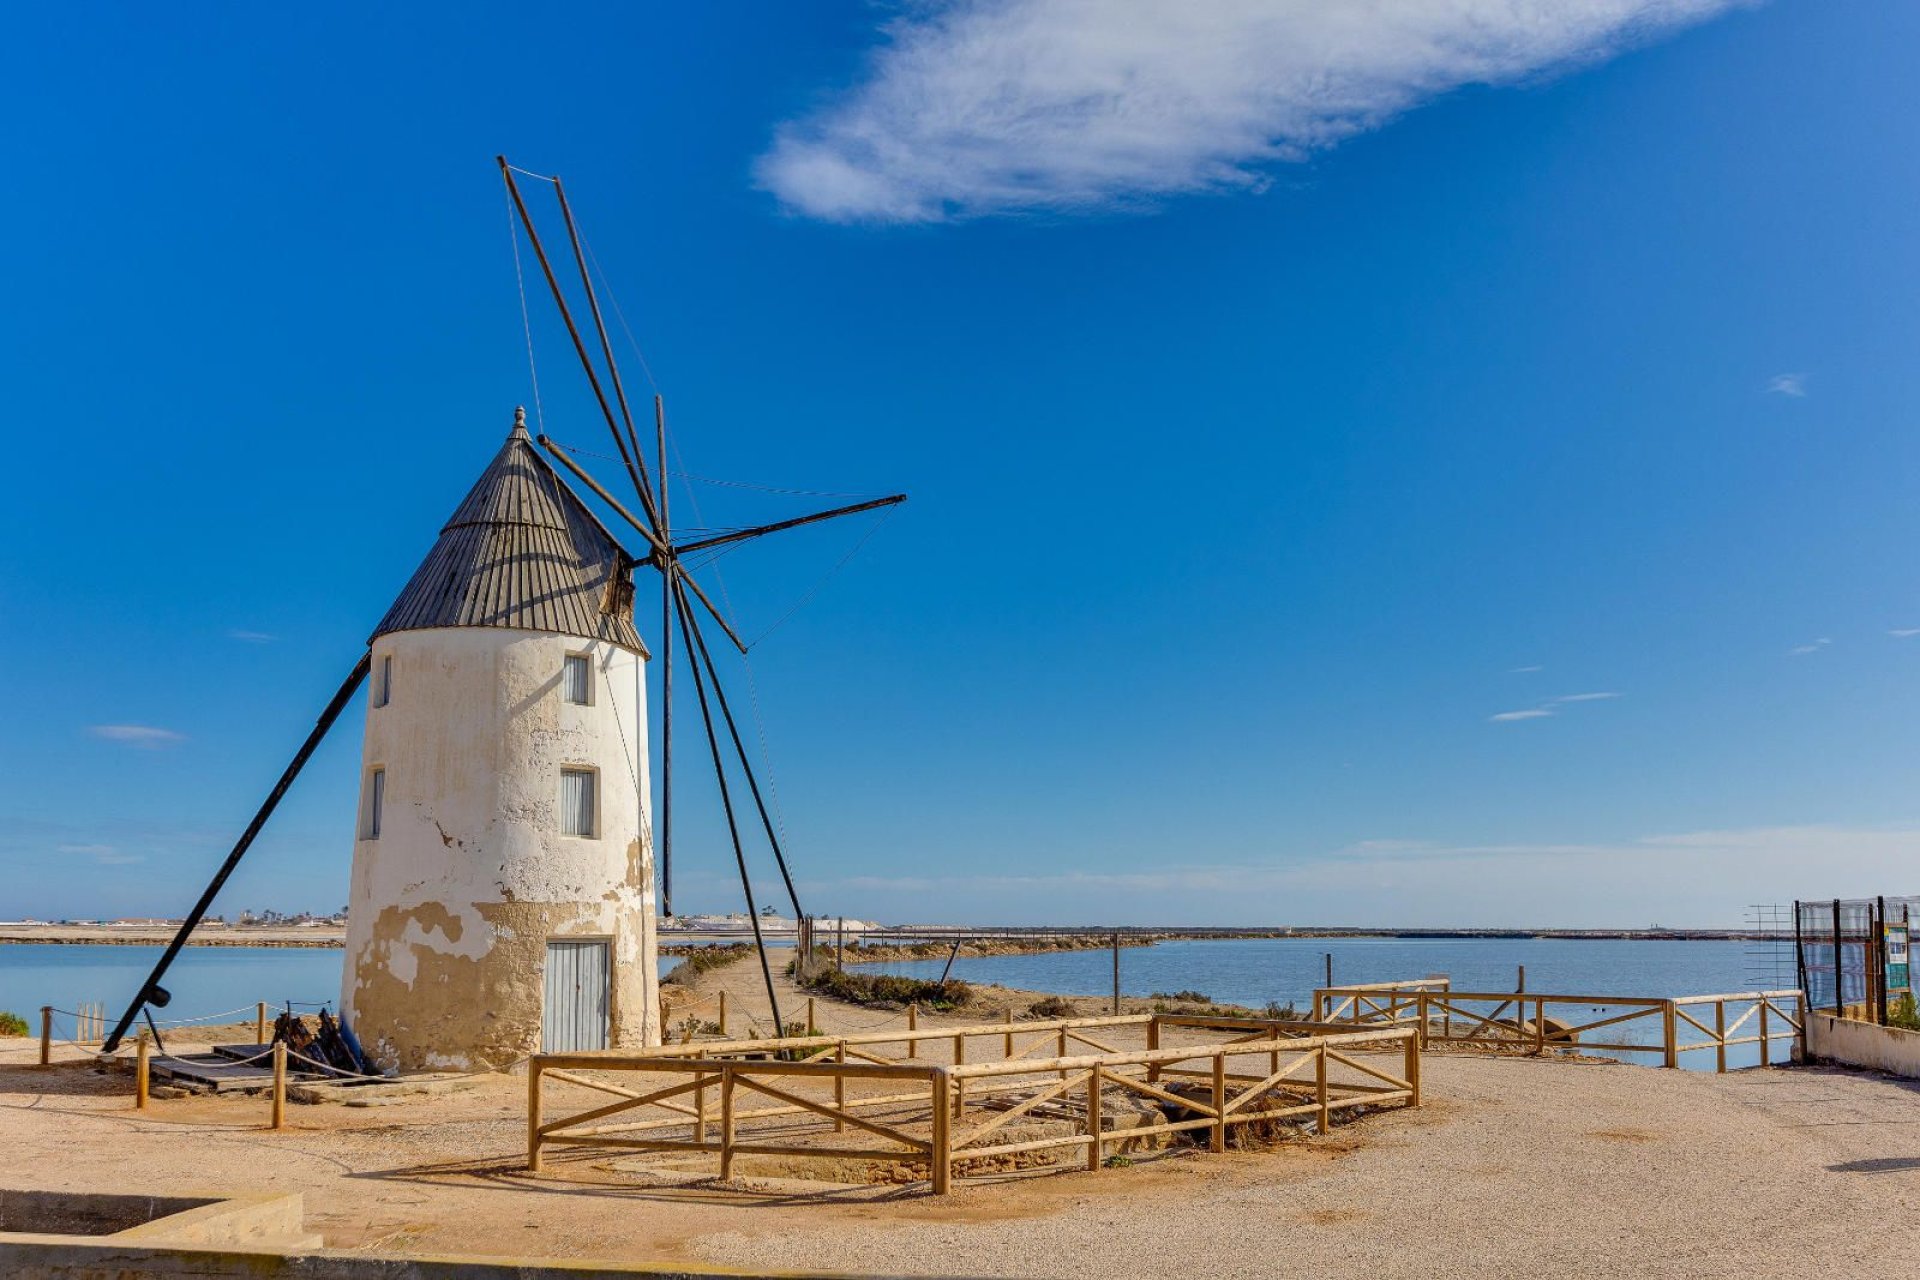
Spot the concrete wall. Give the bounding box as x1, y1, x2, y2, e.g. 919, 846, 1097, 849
341, 626, 658, 1071
1806, 1012, 1920, 1078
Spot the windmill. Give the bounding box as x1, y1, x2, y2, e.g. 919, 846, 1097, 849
495, 155, 905, 1031
101, 159, 902, 1055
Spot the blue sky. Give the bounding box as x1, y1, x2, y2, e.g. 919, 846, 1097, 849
3, 0, 1917, 927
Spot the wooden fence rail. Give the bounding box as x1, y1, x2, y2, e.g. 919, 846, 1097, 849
527, 1013, 1419, 1194
1311, 985, 1805, 1071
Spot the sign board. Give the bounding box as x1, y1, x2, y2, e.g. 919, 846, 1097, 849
1886, 924, 1910, 996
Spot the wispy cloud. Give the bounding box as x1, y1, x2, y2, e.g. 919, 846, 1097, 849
57, 843, 143, 867
1490, 691, 1620, 723
1788, 637, 1831, 656
1890, 629, 1920, 639
226, 629, 276, 644
1509, 664, 1544, 673
758, 0, 1749, 223
1766, 373, 1807, 397
88, 724, 185, 748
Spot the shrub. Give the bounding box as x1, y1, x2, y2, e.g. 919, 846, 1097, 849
0, 1011, 28, 1037
1028, 996, 1076, 1018
662, 944, 750, 980
799, 967, 971, 1011
1890, 993, 1920, 1032
1151, 989, 1212, 1003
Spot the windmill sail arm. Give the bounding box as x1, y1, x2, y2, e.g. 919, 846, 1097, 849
671, 495, 906, 557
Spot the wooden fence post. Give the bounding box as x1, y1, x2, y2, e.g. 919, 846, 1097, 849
720, 1067, 735, 1181
1146, 1017, 1161, 1083
807, 996, 817, 1036
833, 1042, 847, 1133
1404, 1030, 1420, 1108
1087, 1064, 1104, 1171
527, 1061, 544, 1171
718, 990, 728, 1037
953, 1034, 966, 1116
256, 1002, 267, 1045
907, 1004, 918, 1058
1534, 996, 1546, 1056
1714, 1000, 1727, 1074
135, 1030, 151, 1110
1758, 1000, 1770, 1068
1003, 1007, 1014, 1058
929, 1071, 951, 1195
695, 1064, 708, 1144
270, 1041, 287, 1130
1315, 1046, 1330, 1136
1210, 1051, 1227, 1154
1662, 1001, 1678, 1069
39, 1007, 51, 1067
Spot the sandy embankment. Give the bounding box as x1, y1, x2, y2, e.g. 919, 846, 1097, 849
0, 924, 345, 947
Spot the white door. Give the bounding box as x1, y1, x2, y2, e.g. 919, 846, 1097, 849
543, 939, 610, 1052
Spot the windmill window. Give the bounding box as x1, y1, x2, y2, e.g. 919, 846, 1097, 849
560, 767, 597, 838
363, 767, 385, 840
372, 655, 392, 708
563, 653, 592, 706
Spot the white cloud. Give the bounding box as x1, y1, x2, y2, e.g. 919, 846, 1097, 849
1490, 708, 1553, 722
820, 822, 1920, 927
226, 629, 276, 643
88, 724, 185, 748
1509, 664, 1544, 673
1890, 629, 1920, 639
1550, 691, 1620, 703
1788, 637, 1831, 656
57, 843, 143, 866
1490, 691, 1619, 722
758, 0, 1750, 223
1766, 373, 1807, 397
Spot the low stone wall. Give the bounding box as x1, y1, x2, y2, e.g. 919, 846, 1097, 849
0, 1240, 820, 1278
1806, 1013, 1920, 1078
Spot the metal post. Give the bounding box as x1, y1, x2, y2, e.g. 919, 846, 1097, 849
1793, 900, 1807, 1008
1876, 896, 1889, 1026
135, 1030, 150, 1110
1832, 899, 1844, 1015
1517, 964, 1525, 994
1325, 953, 1333, 989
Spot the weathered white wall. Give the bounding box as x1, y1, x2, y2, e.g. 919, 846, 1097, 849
1807, 1012, 1920, 1079
341, 626, 657, 1070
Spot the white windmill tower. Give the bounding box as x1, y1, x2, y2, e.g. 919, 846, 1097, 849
339, 407, 659, 1071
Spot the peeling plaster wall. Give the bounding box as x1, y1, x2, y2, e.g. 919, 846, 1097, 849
341, 627, 658, 1071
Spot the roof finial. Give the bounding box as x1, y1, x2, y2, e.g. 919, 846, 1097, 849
511, 405, 528, 438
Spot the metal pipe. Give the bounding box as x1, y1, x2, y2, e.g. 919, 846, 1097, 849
104, 653, 371, 1053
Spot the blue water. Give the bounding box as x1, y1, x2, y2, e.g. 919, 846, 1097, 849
0, 945, 343, 1036
851, 936, 1793, 1070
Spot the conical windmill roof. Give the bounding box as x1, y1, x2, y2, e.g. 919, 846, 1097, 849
372, 411, 645, 653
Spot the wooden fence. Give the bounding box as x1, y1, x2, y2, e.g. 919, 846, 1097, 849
527, 1013, 1419, 1194
1311, 985, 1805, 1071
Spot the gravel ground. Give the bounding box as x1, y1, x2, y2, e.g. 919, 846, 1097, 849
6, 982, 1920, 1277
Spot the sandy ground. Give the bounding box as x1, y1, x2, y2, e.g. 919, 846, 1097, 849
4, 967, 1919, 1276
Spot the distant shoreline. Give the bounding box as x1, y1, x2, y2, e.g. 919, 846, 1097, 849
0, 923, 1773, 950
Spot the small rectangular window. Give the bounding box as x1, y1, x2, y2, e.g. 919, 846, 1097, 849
373, 655, 392, 708
563, 653, 592, 705
363, 768, 385, 840
560, 767, 596, 838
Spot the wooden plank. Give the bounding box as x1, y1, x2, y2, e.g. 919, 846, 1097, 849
951, 1071, 1091, 1151
731, 1075, 929, 1151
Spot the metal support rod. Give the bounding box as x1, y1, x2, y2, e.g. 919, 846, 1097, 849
679, 586, 805, 919
104, 652, 371, 1053
1111, 932, 1121, 1014
552, 175, 653, 503
497, 158, 660, 533
655, 397, 674, 916
1833, 898, 1844, 1015
673, 577, 784, 1034
672, 495, 906, 558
